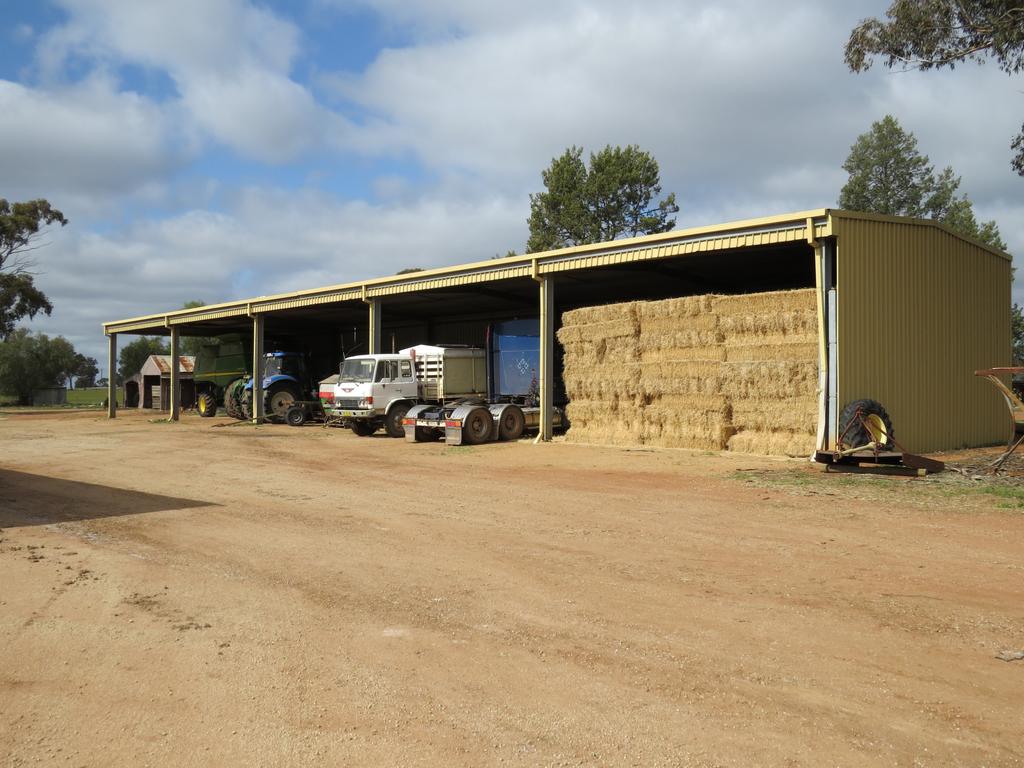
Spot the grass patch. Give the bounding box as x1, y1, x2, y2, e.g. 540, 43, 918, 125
729, 466, 1024, 512
67, 388, 108, 406
961, 483, 1024, 509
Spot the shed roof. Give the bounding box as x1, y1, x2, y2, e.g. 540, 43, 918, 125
102, 208, 1010, 338
140, 355, 195, 377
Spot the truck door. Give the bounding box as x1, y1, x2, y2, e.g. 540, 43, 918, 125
374, 359, 398, 397
398, 359, 416, 397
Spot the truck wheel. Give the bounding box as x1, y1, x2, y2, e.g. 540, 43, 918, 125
285, 405, 307, 427
197, 392, 218, 417
497, 405, 525, 441
267, 383, 301, 420
839, 399, 894, 450
384, 403, 410, 438
461, 407, 492, 445
350, 421, 376, 437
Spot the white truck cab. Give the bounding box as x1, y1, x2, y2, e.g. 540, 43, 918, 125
331, 345, 486, 437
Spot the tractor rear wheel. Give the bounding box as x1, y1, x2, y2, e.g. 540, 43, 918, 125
267, 383, 301, 420
197, 392, 218, 417
224, 379, 243, 419
241, 390, 253, 421
839, 399, 894, 450
384, 403, 410, 438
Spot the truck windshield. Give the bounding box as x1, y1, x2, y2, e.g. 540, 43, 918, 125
340, 358, 376, 383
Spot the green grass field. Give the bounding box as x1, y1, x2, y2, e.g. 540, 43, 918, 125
66, 387, 109, 406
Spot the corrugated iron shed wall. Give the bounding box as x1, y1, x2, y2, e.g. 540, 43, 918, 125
834, 214, 1011, 453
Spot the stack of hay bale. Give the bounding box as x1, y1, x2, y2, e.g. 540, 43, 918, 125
558, 302, 643, 446
716, 290, 819, 456
558, 288, 819, 456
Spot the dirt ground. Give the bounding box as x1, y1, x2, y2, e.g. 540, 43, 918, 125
1, 410, 1022, 767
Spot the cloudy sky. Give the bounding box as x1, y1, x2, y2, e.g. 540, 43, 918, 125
3, 0, 1022, 366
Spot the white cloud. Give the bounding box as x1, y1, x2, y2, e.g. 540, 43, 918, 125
0, 74, 184, 210
181, 67, 334, 162
35, 0, 350, 162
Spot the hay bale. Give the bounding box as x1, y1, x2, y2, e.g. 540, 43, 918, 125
713, 288, 816, 317
562, 301, 640, 327
563, 362, 641, 400
730, 396, 818, 433
638, 328, 724, 355
647, 393, 730, 411
636, 393, 732, 450
637, 294, 714, 320
727, 430, 816, 458
720, 361, 818, 399
724, 340, 819, 362
719, 310, 819, 339
640, 422, 733, 450
557, 318, 637, 344
715, 289, 818, 342
639, 360, 724, 397
564, 397, 644, 446
641, 346, 727, 363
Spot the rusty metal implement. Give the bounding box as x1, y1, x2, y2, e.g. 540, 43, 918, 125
974, 367, 1024, 471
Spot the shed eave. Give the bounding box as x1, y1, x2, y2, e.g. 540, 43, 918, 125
103, 208, 833, 335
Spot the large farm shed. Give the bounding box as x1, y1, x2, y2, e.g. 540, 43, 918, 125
102, 209, 1011, 454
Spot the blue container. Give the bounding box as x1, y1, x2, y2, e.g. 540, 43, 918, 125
490, 319, 539, 398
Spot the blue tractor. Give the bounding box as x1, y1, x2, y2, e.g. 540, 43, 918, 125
236, 351, 315, 421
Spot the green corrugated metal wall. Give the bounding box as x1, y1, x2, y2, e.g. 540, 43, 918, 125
835, 216, 1011, 453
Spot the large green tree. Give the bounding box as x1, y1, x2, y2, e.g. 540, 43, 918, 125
0, 199, 68, 338
0, 329, 77, 404
72, 354, 99, 388
526, 145, 678, 253
845, 1, 1024, 175
839, 115, 1006, 249
118, 336, 170, 382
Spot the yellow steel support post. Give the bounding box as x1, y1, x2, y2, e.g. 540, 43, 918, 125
251, 313, 265, 423
107, 333, 117, 419
168, 326, 180, 421
365, 297, 381, 354
538, 276, 554, 441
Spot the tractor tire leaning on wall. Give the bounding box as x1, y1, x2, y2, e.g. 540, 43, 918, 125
839, 399, 895, 451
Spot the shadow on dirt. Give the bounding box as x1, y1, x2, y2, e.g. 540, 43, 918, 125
0, 469, 215, 527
